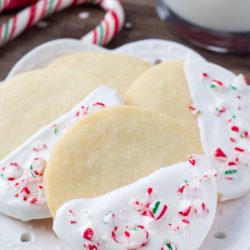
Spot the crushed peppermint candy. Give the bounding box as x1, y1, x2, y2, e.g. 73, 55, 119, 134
68, 209, 77, 224
188, 104, 200, 115
54, 156, 216, 250
213, 148, 227, 160
184, 59, 250, 200
161, 240, 178, 250
178, 199, 192, 217
0, 162, 23, 181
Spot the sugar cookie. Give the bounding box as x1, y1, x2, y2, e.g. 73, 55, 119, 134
44, 106, 203, 216
126, 60, 200, 143
48, 51, 151, 96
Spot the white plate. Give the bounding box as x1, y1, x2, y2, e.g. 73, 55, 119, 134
0, 39, 249, 250
7, 39, 204, 79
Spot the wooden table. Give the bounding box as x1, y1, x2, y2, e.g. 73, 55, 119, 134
0, 0, 249, 80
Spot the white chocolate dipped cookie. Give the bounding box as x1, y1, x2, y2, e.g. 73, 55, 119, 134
54, 155, 217, 250
0, 86, 122, 221
44, 106, 203, 216
126, 59, 250, 201
48, 51, 151, 96
0, 68, 107, 160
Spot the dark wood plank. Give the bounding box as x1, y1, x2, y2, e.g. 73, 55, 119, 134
0, 0, 249, 80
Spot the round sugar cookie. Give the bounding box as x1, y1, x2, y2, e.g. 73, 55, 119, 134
125, 60, 200, 143
48, 51, 151, 95
0, 69, 104, 160
44, 106, 203, 216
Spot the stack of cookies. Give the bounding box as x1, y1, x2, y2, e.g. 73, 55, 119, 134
0, 50, 249, 250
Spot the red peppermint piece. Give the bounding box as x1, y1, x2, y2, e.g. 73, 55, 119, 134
188, 104, 196, 111
188, 104, 199, 115
92, 102, 106, 108
178, 206, 191, 217
188, 158, 196, 166
228, 161, 237, 166
177, 184, 186, 194
147, 187, 153, 196
142, 210, 154, 219
30, 198, 38, 204
83, 228, 94, 241
202, 72, 209, 78
155, 204, 168, 220
182, 219, 190, 225
112, 226, 120, 243
214, 148, 227, 159
234, 147, 245, 153
21, 187, 30, 195
7, 177, 16, 181
124, 231, 130, 238
242, 131, 249, 138
231, 126, 240, 132
68, 209, 77, 224
219, 107, 226, 113
10, 162, 19, 167
89, 245, 98, 250
202, 202, 208, 212
230, 137, 236, 143
212, 79, 224, 86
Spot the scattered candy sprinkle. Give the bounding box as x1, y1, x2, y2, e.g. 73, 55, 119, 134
83, 228, 95, 241
51, 123, 58, 134
188, 155, 197, 166
224, 169, 237, 175
188, 104, 200, 115
231, 126, 240, 132
214, 148, 227, 159
201, 72, 209, 78
32, 143, 47, 152
178, 199, 192, 217
68, 209, 77, 224
150, 201, 168, 220
161, 240, 177, 250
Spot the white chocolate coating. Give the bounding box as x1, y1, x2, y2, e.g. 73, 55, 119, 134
0, 86, 123, 221
184, 59, 250, 201
54, 156, 217, 250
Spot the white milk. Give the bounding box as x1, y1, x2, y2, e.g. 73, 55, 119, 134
163, 0, 250, 32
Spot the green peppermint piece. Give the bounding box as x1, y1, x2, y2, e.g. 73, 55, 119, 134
224, 169, 237, 175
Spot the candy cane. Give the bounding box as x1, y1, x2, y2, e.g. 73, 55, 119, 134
0, 0, 10, 13
0, 0, 38, 12
0, 0, 125, 47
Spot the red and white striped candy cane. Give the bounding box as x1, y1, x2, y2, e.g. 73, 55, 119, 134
0, 0, 10, 12
0, 0, 38, 12
0, 0, 125, 47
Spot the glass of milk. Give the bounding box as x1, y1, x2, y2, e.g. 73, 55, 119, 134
156, 0, 250, 52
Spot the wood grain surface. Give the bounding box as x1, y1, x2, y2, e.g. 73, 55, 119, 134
0, 0, 249, 80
